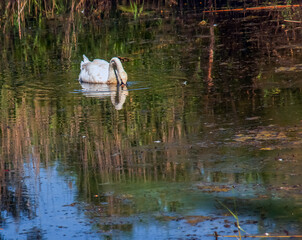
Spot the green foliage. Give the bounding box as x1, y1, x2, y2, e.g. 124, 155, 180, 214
218, 200, 246, 239
118, 0, 148, 20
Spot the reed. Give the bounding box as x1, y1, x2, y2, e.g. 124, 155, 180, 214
1, 0, 301, 33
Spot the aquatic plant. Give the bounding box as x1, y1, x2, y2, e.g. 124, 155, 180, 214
217, 199, 302, 238
118, 0, 144, 20
218, 200, 246, 240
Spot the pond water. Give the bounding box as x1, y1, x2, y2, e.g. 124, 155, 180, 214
1, 7, 302, 239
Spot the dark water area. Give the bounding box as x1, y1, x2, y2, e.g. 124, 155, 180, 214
1, 5, 302, 239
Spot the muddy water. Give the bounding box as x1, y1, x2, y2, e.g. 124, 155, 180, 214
1, 8, 302, 239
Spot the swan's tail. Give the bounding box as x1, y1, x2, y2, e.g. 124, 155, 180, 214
80, 55, 90, 69
83, 55, 89, 62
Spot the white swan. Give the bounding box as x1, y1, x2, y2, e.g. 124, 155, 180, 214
79, 55, 128, 85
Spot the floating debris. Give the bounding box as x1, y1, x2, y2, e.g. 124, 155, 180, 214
196, 184, 231, 193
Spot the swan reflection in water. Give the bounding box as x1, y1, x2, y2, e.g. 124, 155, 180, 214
79, 82, 128, 110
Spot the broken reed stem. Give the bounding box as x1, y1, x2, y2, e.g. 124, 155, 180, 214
284, 20, 302, 23
221, 235, 302, 238
204, 4, 301, 13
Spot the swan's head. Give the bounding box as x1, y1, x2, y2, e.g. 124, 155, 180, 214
119, 71, 128, 85
110, 57, 128, 85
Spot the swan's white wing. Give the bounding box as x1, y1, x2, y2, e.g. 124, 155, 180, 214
79, 60, 109, 83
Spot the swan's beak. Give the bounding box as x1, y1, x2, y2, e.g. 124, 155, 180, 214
120, 80, 127, 86
120, 72, 128, 86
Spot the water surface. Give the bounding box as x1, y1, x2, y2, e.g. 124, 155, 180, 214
1, 7, 302, 239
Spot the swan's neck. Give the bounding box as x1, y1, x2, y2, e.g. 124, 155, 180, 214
107, 58, 126, 84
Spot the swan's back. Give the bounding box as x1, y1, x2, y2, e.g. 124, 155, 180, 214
79, 55, 110, 83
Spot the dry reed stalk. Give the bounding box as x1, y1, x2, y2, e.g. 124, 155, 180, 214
204, 4, 301, 13
284, 20, 302, 23
17, 0, 27, 39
